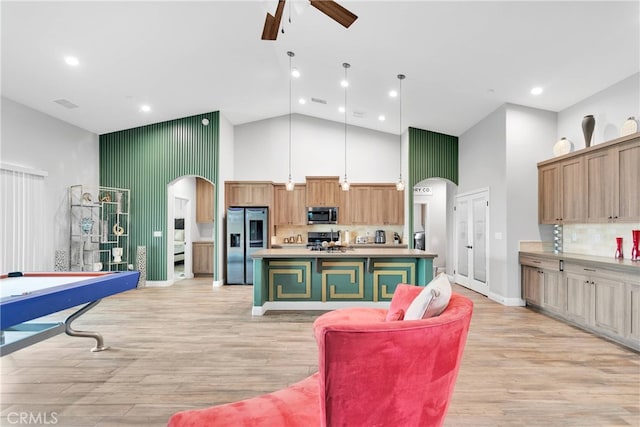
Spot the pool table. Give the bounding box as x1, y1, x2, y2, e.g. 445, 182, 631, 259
1, 271, 140, 356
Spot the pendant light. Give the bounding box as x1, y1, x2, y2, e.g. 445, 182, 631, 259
341, 62, 351, 192
396, 74, 406, 191
285, 51, 295, 191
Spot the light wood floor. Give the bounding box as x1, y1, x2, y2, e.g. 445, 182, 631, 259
1, 278, 638, 426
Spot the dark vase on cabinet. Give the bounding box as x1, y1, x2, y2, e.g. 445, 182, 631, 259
582, 115, 595, 148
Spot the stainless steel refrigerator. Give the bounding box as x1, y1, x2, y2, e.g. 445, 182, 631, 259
226, 207, 268, 284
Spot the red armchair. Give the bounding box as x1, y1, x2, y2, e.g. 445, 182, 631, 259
168, 289, 473, 427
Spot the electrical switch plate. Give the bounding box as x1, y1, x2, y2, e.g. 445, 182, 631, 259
494, 232, 502, 240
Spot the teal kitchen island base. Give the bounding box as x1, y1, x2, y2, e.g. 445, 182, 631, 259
251, 248, 437, 315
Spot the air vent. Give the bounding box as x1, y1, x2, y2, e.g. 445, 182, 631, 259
53, 99, 79, 109
311, 97, 327, 104
353, 111, 365, 118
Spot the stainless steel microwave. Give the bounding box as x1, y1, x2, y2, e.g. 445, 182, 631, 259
307, 207, 338, 224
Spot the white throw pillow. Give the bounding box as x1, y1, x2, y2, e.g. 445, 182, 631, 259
403, 273, 452, 320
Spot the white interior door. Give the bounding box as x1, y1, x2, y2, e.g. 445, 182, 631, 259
455, 189, 489, 295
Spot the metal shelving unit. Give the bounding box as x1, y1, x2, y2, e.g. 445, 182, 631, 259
69, 185, 130, 272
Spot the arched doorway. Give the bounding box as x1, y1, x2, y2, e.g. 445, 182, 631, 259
167, 176, 215, 283
412, 178, 457, 276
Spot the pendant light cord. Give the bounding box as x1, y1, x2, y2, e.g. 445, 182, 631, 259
397, 74, 406, 190
289, 53, 292, 181
343, 63, 350, 185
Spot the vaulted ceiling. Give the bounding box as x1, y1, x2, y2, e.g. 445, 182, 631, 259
2, 1, 638, 136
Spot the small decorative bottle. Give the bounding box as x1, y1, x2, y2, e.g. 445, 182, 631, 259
631, 230, 640, 261
614, 237, 623, 259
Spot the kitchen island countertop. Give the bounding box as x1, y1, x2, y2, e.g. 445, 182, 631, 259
252, 247, 436, 259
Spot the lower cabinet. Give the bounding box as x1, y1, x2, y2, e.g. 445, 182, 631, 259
520, 253, 638, 351
193, 242, 214, 276
628, 283, 640, 343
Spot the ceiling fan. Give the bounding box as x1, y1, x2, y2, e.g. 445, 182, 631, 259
261, 0, 358, 41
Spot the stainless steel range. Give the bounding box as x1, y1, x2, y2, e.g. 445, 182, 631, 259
307, 231, 341, 249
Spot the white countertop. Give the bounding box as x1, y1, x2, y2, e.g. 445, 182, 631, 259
253, 247, 437, 259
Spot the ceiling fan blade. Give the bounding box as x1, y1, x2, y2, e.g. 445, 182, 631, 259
261, 0, 286, 41
309, 0, 358, 28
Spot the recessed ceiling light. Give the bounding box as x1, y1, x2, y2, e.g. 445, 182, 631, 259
298, 98, 306, 105
340, 80, 349, 88
338, 106, 345, 113
291, 68, 300, 78
378, 115, 386, 121
64, 56, 79, 66
140, 105, 151, 112
530, 86, 543, 95
389, 90, 398, 98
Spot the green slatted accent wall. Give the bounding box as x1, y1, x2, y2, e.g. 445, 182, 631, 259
408, 127, 458, 247
99, 112, 219, 281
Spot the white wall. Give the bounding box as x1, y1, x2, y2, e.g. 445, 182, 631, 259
458, 105, 507, 300
234, 114, 399, 183
505, 105, 557, 299
558, 73, 639, 147
1, 97, 99, 270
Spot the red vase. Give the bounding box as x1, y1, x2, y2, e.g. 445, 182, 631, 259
631, 230, 640, 261
615, 237, 624, 259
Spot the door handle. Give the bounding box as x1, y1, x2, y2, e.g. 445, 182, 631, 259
466, 245, 473, 249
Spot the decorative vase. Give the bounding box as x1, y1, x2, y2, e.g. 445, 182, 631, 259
614, 237, 623, 259
553, 137, 574, 157
621, 117, 638, 137
112, 247, 123, 263
631, 230, 640, 261
582, 115, 595, 148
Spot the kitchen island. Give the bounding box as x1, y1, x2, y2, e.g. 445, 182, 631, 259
251, 248, 437, 315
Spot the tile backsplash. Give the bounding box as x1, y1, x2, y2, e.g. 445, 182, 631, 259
563, 223, 639, 258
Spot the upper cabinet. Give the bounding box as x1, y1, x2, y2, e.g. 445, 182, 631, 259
196, 177, 214, 223
341, 184, 404, 226
538, 133, 639, 224
225, 182, 273, 207
274, 184, 307, 226
305, 177, 340, 207
538, 157, 585, 224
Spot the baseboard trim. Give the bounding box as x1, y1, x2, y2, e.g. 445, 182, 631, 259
488, 291, 525, 307
252, 300, 391, 316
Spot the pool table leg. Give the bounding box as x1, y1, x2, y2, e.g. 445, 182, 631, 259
64, 299, 109, 352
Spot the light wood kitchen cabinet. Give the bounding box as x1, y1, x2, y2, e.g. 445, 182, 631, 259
564, 270, 591, 325
627, 282, 640, 343
345, 185, 371, 225
611, 138, 640, 222
520, 252, 638, 351
520, 255, 562, 313
585, 138, 640, 223
305, 177, 340, 207
193, 242, 214, 275
538, 157, 584, 224
341, 184, 404, 226
522, 265, 543, 306
370, 185, 404, 225
538, 132, 639, 224
196, 177, 214, 223
225, 182, 273, 208
273, 184, 306, 225
564, 263, 626, 338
